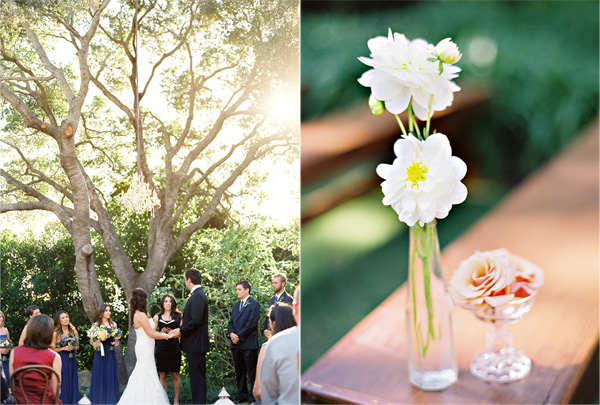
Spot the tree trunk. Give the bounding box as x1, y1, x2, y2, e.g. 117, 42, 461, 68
59, 129, 105, 321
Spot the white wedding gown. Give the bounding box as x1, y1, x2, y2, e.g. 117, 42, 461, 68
118, 318, 170, 405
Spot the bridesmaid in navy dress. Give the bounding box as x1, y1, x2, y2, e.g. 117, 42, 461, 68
89, 304, 120, 405
52, 310, 80, 405
153, 294, 183, 405
0, 311, 12, 384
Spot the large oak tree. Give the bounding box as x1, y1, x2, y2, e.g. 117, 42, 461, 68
0, 0, 298, 371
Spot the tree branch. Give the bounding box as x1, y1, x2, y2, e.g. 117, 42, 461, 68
170, 130, 275, 255
139, 1, 194, 100
0, 38, 58, 127
0, 139, 73, 202
68, 0, 112, 122
21, 21, 75, 103
89, 73, 135, 122
0, 169, 75, 233
0, 75, 54, 81
0, 82, 54, 136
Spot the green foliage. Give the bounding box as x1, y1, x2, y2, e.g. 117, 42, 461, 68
150, 224, 299, 392
301, 1, 599, 183
1, 221, 298, 397
0, 229, 123, 371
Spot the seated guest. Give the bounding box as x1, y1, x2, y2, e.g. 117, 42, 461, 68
10, 314, 62, 404
253, 303, 296, 402
18, 305, 41, 346
260, 288, 300, 405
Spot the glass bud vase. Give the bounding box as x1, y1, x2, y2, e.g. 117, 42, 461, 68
406, 220, 457, 390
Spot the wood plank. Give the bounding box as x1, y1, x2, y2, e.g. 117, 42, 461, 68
301, 86, 490, 186
301, 117, 599, 404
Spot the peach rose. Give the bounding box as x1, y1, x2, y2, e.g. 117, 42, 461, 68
507, 252, 544, 298
449, 249, 543, 310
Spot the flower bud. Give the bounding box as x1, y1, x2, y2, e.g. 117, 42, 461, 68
435, 38, 461, 64
368, 94, 385, 115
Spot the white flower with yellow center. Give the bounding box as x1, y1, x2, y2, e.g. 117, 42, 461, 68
376, 133, 467, 226
358, 30, 461, 121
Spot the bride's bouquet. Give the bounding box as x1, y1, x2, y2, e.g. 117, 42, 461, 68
58, 335, 78, 358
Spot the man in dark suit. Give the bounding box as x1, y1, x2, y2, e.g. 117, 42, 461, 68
228, 280, 260, 403
171, 268, 209, 404
263, 273, 294, 338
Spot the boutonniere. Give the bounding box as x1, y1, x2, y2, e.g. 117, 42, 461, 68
278, 295, 285, 303
243, 299, 250, 308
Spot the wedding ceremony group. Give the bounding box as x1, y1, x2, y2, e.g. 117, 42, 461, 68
0, 0, 299, 404
0, 270, 300, 405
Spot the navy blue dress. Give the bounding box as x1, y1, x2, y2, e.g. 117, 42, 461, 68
89, 338, 119, 405
0, 334, 9, 383
59, 347, 80, 405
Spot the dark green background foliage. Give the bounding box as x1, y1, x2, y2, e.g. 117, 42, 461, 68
150, 225, 299, 394
0, 221, 298, 402
0, 229, 127, 371
301, 0, 599, 183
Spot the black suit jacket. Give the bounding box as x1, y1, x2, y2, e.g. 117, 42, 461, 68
262, 290, 294, 331
180, 286, 210, 354
228, 296, 260, 350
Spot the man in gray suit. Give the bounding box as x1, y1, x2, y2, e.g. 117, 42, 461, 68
260, 287, 300, 404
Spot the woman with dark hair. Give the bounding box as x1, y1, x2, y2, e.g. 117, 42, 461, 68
117, 288, 171, 405
153, 294, 183, 405
9, 314, 62, 404
52, 311, 80, 405
89, 304, 120, 405
253, 303, 296, 402
18, 305, 41, 346
267, 303, 297, 335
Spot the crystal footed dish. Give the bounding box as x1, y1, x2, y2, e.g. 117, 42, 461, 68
469, 293, 537, 383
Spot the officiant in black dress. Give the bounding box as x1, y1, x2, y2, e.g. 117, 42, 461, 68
154, 294, 183, 405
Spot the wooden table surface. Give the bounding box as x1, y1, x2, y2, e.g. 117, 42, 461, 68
301, 117, 599, 404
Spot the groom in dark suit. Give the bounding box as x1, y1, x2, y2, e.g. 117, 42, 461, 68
228, 280, 260, 403
263, 273, 294, 338
171, 268, 209, 404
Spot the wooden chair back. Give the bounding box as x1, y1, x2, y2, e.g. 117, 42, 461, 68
9, 365, 61, 405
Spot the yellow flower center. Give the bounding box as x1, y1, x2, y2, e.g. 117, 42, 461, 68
406, 162, 428, 188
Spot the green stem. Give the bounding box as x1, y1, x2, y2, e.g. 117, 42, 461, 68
423, 225, 435, 342
409, 105, 422, 139
424, 95, 434, 138
411, 228, 422, 353
411, 223, 437, 358
394, 114, 408, 137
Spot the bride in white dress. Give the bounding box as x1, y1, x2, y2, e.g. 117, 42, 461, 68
118, 288, 172, 405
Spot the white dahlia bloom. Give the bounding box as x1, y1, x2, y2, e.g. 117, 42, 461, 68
376, 133, 467, 226
358, 30, 461, 120
435, 38, 462, 65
